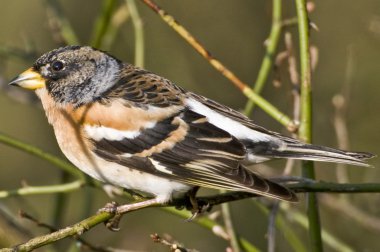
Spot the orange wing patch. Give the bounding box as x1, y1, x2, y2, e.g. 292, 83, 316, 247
67, 99, 183, 132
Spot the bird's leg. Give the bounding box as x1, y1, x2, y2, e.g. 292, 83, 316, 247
97, 201, 122, 232
185, 187, 211, 221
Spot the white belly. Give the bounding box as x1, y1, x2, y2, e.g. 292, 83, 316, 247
64, 147, 191, 202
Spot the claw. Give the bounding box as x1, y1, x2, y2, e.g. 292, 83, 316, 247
185, 201, 212, 222
98, 202, 122, 232
186, 211, 199, 222
184, 187, 212, 221
105, 213, 122, 232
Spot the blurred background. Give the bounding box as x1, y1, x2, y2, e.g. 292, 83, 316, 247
0, 0, 379, 251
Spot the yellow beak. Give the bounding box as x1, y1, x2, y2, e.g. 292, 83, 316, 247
8, 68, 46, 90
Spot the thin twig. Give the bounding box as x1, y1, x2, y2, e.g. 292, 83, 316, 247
151, 233, 198, 252
267, 203, 280, 252
221, 201, 241, 252
283, 31, 300, 176
281, 17, 298, 27
0, 181, 83, 198
244, 0, 283, 115
126, 0, 145, 67
261, 203, 307, 252
139, 0, 296, 131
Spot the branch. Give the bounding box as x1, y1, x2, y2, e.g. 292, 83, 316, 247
0, 211, 112, 252
18, 211, 118, 252
2, 179, 380, 251
244, 0, 283, 115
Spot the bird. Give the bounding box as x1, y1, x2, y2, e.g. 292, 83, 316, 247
9, 45, 374, 207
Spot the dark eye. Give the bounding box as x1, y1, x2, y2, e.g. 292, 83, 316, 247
51, 61, 64, 71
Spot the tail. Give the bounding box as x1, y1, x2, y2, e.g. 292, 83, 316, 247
247, 140, 375, 167
280, 143, 374, 167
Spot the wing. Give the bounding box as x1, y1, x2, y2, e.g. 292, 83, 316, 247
103, 64, 186, 108
85, 107, 296, 202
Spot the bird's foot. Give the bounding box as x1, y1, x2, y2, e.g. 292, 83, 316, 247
186, 201, 211, 221
98, 201, 122, 232
185, 187, 212, 221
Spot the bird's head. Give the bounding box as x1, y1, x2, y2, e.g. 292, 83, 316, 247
9, 45, 122, 106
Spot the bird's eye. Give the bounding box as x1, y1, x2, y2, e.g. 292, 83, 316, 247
51, 61, 64, 71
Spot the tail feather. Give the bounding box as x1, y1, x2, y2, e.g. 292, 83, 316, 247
235, 165, 298, 202
246, 140, 375, 167
282, 143, 374, 167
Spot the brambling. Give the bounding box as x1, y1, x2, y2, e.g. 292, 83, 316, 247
9, 45, 374, 206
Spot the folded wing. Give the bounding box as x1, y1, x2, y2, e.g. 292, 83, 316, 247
86, 107, 296, 202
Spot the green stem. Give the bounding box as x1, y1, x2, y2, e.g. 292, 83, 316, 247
90, 0, 118, 48
295, 0, 323, 251
126, 0, 145, 67
244, 0, 282, 115
0, 132, 85, 181
0, 181, 83, 198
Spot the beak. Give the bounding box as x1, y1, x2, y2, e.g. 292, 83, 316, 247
9, 68, 46, 90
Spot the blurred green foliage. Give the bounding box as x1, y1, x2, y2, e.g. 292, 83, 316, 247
0, 0, 379, 251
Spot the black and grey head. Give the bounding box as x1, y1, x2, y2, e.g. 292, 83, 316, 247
33, 45, 122, 106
